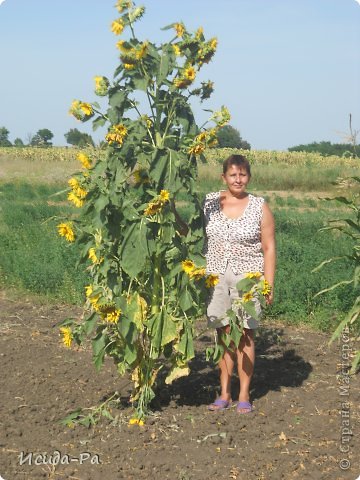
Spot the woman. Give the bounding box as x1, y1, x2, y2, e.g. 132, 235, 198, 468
203, 154, 276, 413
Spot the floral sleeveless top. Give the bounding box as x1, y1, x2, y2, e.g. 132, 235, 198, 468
203, 191, 264, 274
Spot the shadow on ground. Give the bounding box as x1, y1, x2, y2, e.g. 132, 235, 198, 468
153, 326, 313, 409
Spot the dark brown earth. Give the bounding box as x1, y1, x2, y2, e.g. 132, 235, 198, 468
0, 289, 359, 480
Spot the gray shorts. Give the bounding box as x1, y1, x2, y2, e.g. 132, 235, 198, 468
207, 264, 261, 330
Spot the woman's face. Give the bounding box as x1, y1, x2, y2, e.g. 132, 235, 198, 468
222, 164, 251, 196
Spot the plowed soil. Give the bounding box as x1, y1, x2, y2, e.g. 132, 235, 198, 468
0, 290, 359, 480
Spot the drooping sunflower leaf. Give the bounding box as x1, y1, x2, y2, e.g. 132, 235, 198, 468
119, 221, 148, 278
92, 331, 107, 371
147, 309, 177, 352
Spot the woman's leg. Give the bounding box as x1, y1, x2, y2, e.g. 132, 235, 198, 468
236, 328, 255, 410
207, 272, 235, 408
218, 326, 236, 401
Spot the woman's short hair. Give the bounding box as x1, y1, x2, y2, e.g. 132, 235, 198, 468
222, 154, 251, 176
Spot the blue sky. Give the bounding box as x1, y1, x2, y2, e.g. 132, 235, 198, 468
0, 0, 359, 150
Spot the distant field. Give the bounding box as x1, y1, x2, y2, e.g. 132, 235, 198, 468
1, 146, 359, 190
0, 147, 79, 183
0, 147, 357, 331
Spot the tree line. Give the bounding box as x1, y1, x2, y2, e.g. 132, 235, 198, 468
288, 140, 358, 158
0, 125, 251, 149
2, 124, 359, 156
0, 127, 95, 148
5, 124, 357, 156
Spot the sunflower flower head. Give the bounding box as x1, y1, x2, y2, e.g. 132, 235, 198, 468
69, 100, 94, 121
245, 272, 262, 279
67, 178, 87, 207
75, 186, 87, 199
261, 280, 272, 296
85, 285, 93, 297
67, 191, 84, 208
60, 327, 73, 348
135, 41, 149, 60
89, 295, 101, 312
174, 22, 185, 38
104, 309, 121, 324
57, 222, 75, 242
197, 39, 217, 67
173, 77, 192, 89
124, 63, 136, 70
195, 26, 204, 40
196, 131, 208, 143
79, 103, 93, 116
188, 143, 205, 156
144, 190, 170, 216
144, 201, 162, 216
184, 66, 196, 82
111, 18, 124, 35
105, 123, 128, 145
129, 417, 145, 426
88, 247, 98, 264
190, 267, 206, 280
115, 0, 132, 13
84, 285, 101, 310
173, 44, 182, 56
159, 189, 170, 203
68, 100, 82, 120
94, 76, 110, 96
205, 274, 219, 288
188, 128, 218, 156
77, 152, 92, 169
116, 40, 128, 52
209, 37, 218, 50
182, 259, 195, 275
207, 127, 218, 147
68, 178, 80, 190
242, 291, 254, 303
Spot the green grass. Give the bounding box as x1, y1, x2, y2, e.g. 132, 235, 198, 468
269, 209, 356, 330
0, 182, 86, 303
0, 182, 61, 201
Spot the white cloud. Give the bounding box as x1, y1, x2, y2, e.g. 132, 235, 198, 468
354, 0, 360, 5
0, 0, 6, 5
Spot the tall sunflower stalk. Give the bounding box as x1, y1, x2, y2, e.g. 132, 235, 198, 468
58, 0, 230, 420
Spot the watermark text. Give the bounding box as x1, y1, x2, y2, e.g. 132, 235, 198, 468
18, 450, 100, 466
338, 325, 353, 471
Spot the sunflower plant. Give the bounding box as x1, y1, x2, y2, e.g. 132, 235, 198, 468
312, 176, 360, 373
57, 0, 230, 420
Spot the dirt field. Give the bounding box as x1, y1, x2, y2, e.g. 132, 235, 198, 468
0, 290, 359, 480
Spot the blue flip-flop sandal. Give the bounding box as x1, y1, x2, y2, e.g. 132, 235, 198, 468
236, 401, 253, 414
208, 398, 232, 411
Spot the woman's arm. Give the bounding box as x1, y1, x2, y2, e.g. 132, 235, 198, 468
261, 202, 276, 304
